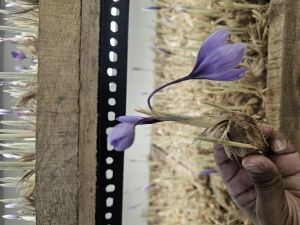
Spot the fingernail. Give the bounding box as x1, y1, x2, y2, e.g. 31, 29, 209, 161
272, 139, 286, 152
243, 163, 264, 173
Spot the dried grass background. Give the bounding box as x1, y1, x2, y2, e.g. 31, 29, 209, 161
148, 0, 270, 224
0, 0, 38, 222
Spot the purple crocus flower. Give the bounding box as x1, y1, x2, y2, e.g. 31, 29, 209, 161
108, 123, 136, 151
10, 50, 26, 61
108, 116, 163, 151
147, 28, 248, 109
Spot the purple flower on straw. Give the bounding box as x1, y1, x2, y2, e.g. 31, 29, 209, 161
2, 215, 19, 220
6, 3, 18, 8
143, 6, 162, 11
199, 168, 218, 176
0, 109, 12, 115
5, 203, 18, 209
142, 183, 156, 191
147, 28, 248, 109
108, 123, 135, 151
108, 116, 163, 151
14, 65, 26, 72
191, 29, 247, 81
11, 50, 26, 61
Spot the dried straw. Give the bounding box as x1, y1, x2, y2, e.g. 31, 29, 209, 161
0, 0, 38, 222
148, 0, 269, 224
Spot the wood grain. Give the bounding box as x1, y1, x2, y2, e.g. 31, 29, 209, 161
36, 1, 81, 225
78, 0, 99, 224
266, 0, 300, 147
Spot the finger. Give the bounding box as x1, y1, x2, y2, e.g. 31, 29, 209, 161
214, 145, 254, 196
215, 144, 256, 215
242, 155, 288, 225
269, 152, 300, 177
268, 131, 295, 154
214, 144, 241, 182
283, 175, 300, 198
260, 124, 273, 139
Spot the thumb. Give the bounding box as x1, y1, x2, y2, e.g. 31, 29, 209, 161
242, 155, 288, 225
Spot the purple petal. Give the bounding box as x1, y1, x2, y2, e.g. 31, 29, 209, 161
3, 154, 19, 159
5, 204, 18, 209
193, 28, 229, 71
14, 65, 26, 72
6, 3, 18, 8
11, 51, 26, 61
108, 123, 136, 151
142, 183, 155, 191
194, 43, 246, 76
117, 116, 144, 124
143, 6, 162, 11
199, 168, 218, 175
117, 115, 163, 125
0, 109, 12, 115
159, 48, 172, 55
2, 215, 19, 220
204, 68, 248, 81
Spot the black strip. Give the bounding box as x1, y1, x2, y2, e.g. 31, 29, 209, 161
97, 0, 130, 224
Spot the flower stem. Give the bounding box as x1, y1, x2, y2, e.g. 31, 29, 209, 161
147, 75, 190, 110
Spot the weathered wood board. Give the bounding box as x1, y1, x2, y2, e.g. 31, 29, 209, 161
266, 0, 300, 147
36, 1, 99, 225
79, 0, 99, 224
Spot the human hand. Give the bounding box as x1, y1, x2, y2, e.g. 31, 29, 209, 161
214, 125, 300, 225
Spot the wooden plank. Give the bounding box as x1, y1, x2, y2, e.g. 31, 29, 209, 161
78, 0, 99, 224
266, 0, 300, 147
35, 1, 81, 225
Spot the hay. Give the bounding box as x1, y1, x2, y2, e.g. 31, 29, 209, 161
0, 0, 38, 222
149, 0, 269, 224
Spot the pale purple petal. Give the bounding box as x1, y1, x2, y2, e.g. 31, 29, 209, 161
0, 109, 12, 115
193, 28, 229, 71
6, 3, 18, 8
204, 68, 248, 81
14, 65, 26, 72
117, 116, 144, 124
158, 47, 172, 55
143, 6, 162, 11
117, 115, 163, 125
3, 154, 20, 159
108, 123, 135, 151
11, 51, 26, 61
5, 203, 18, 209
194, 43, 246, 76
199, 168, 217, 175
3, 215, 19, 220
142, 183, 155, 191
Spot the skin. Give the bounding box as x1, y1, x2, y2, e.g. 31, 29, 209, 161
214, 125, 300, 225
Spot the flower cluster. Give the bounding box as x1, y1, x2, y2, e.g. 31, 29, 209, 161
108, 28, 248, 151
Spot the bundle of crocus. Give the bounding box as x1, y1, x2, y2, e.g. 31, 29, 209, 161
108, 28, 268, 160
